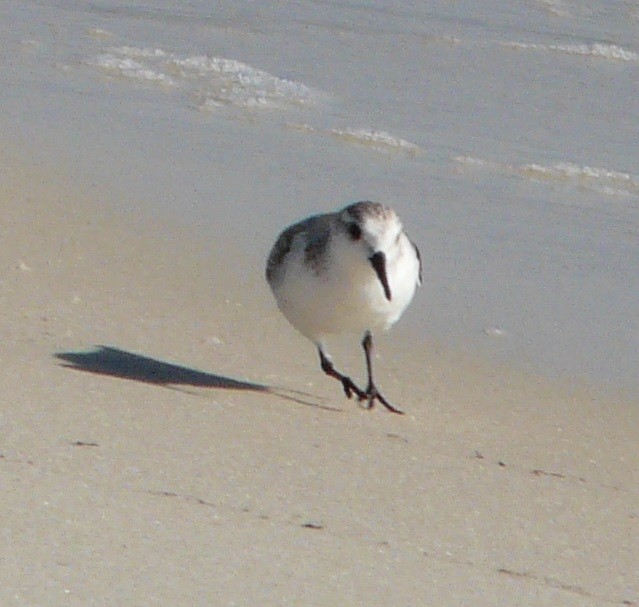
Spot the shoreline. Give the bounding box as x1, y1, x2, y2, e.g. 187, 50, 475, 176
1, 152, 637, 605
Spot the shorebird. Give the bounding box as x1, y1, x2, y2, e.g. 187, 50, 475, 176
266, 201, 421, 414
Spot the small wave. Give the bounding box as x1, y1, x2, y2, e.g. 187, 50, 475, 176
330, 128, 420, 155
503, 41, 639, 64
534, 0, 569, 17
520, 162, 639, 186
284, 123, 420, 157
85, 46, 319, 110
86, 28, 116, 40
455, 156, 639, 196
170, 55, 316, 109
89, 53, 176, 86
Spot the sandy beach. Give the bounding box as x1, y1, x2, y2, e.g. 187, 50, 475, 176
1, 152, 637, 606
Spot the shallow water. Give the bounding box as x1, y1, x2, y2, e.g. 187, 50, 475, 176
1, 0, 637, 395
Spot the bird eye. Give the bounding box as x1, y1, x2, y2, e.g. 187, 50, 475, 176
348, 223, 362, 240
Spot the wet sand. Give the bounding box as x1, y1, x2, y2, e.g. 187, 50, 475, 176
1, 153, 637, 606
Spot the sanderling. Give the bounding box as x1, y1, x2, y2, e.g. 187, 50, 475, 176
266, 201, 421, 414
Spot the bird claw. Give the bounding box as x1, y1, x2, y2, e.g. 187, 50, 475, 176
359, 384, 404, 415
341, 378, 365, 401
341, 380, 353, 399
321, 350, 403, 414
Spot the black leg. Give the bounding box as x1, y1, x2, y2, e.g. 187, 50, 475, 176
318, 347, 366, 400
361, 331, 404, 414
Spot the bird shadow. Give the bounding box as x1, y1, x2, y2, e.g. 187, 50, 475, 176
55, 345, 340, 412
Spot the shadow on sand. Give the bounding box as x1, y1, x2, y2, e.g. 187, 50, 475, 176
55, 345, 340, 411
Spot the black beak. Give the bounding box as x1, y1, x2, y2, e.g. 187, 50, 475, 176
369, 251, 392, 301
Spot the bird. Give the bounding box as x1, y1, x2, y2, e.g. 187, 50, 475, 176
265, 200, 421, 414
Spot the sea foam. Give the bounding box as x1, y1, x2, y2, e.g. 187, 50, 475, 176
330, 128, 420, 155
86, 46, 319, 110
503, 41, 639, 64
455, 155, 639, 197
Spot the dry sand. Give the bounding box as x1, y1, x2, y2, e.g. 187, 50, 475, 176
1, 152, 637, 606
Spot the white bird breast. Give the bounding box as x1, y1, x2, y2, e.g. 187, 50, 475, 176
272, 227, 418, 342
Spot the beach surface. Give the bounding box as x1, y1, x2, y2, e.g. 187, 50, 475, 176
1, 153, 637, 606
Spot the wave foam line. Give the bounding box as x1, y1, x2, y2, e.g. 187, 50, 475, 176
503, 41, 639, 64
330, 128, 420, 155
89, 54, 176, 86
85, 46, 319, 109
455, 156, 639, 196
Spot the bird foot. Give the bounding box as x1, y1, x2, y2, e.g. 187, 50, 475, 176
340, 377, 367, 401
358, 384, 404, 415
